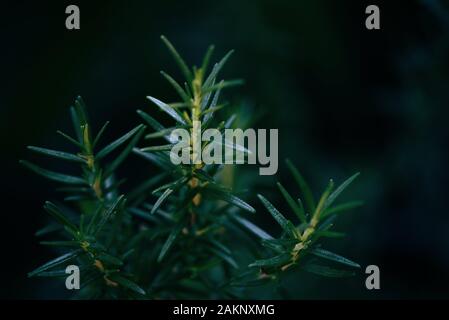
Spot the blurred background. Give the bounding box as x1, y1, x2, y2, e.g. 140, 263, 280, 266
1, 0, 449, 299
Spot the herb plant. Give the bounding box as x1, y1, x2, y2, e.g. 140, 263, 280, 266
22, 36, 362, 299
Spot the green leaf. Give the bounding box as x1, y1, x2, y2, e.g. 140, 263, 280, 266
133, 148, 175, 170
169, 102, 191, 109
201, 78, 215, 111
324, 173, 360, 210
104, 125, 146, 177
98, 253, 123, 266
57, 130, 83, 148
152, 177, 188, 195
209, 246, 238, 269
208, 239, 231, 255
323, 200, 363, 218
140, 144, 176, 152
184, 82, 193, 99
203, 79, 244, 93
74, 96, 89, 126
277, 182, 306, 223
160, 35, 192, 83
95, 195, 126, 234
317, 214, 337, 232
147, 96, 187, 125
108, 274, 146, 295
309, 248, 360, 268
224, 114, 237, 129
35, 224, 61, 237
143, 203, 173, 220
86, 203, 104, 235
203, 50, 234, 89
43, 201, 78, 233
70, 106, 82, 142
127, 172, 167, 203
203, 82, 222, 122
315, 231, 346, 238
262, 240, 296, 256
285, 159, 316, 214
136, 109, 165, 132
193, 169, 216, 183
28, 249, 83, 277
158, 222, 183, 262
36, 270, 71, 277
249, 253, 291, 268
205, 188, 255, 213
257, 194, 297, 237
145, 127, 181, 139
302, 263, 355, 278
20, 160, 86, 185
39, 240, 79, 247
260, 239, 284, 252
96, 124, 144, 160
129, 207, 158, 223
200, 45, 215, 76
233, 215, 273, 240
121, 249, 136, 261
160, 71, 190, 102
93, 121, 110, 148
312, 179, 334, 222
27, 146, 85, 163
151, 188, 174, 214
201, 104, 226, 115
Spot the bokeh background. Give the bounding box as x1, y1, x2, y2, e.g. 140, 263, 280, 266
1, 0, 449, 299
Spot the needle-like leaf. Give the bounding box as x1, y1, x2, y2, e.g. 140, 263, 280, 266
94, 195, 126, 234
27, 146, 85, 163
96, 124, 144, 160
257, 194, 297, 237
140, 144, 176, 152
104, 125, 146, 177
151, 188, 174, 214
203, 79, 244, 93
158, 221, 183, 262
147, 96, 187, 125
108, 274, 146, 295
277, 182, 306, 223
286, 159, 316, 213
249, 253, 291, 268
43, 201, 78, 233
57, 130, 83, 148
205, 188, 255, 213
233, 215, 273, 240
203, 50, 234, 89
133, 148, 175, 170
309, 248, 360, 268
324, 172, 360, 210
302, 263, 355, 278
70, 106, 82, 142
137, 109, 165, 132
160, 35, 192, 83
28, 249, 83, 277
322, 200, 364, 218
200, 45, 215, 76
152, 177, 188, 195
20, 160, 86, 185
93, 121, 110, 148
160, 71, 190, 103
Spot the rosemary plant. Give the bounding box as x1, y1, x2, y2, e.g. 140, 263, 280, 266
22, 36, 362, 299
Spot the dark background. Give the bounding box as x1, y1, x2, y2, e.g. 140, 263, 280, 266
1, 0, 449, 299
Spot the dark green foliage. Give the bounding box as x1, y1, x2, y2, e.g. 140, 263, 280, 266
22, 37, 361, 299
251, 161, 361, 277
